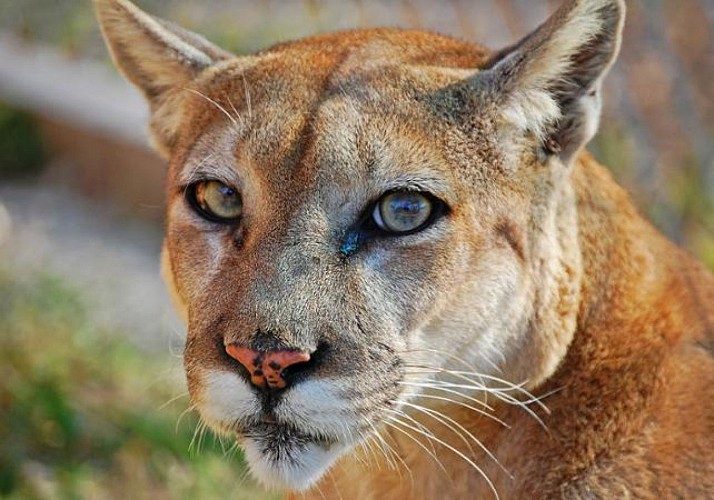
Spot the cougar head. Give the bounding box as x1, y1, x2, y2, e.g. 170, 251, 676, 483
96, 0, 624, 491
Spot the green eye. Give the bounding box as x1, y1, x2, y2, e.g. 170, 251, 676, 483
189, 180, 242, 222
372, 191, 434, 234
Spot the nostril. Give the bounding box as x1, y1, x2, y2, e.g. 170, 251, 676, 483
225, 344, 264, 387
264, 350, 311, 371
225, 343, 314, 390
225, 344, 260, 371
281, 342, 327, 384
280, 355, 313, 381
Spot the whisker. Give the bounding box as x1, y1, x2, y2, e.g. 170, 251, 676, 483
235, 464, 255, 493
409, 380, 548, 430
350, 426, 383, 470
381, 413, 449, 476
197, 419, 210, 454
387, 407, 439, 457
409, 370, 547, 415
364, 422, 415, 485
216, 432, 231, 455
364, 433, 389, 469
241, 74, 253, 122
404, 347, 502, 374
225, 94, 244, 128
158, 390, 189, 411
521, 386, 565, 406
399, 381, 495, 411
396, 400, 513, 479
314, 478, 328, 500
182, 87, 240, 127
402, 391, 510, 429
384, 412, 501, 500
327, 469, 346, 500
175, 403, 197, 433
182, 152, 218, 192
410, 376, 524, 403
406, 365, 531, 395
397, 400, 479, 462
357, 435, 382, 470
405, 364, 493, 408
369, 431, 413, 490
188, 418, 206, 456
407, 363, 552, 417
373, 420, 408, 465
381, 439, 413, 484
223, 439, 242, 460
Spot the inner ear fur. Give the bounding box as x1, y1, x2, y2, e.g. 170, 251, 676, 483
484, 0, 625, 163
94, 0, 233, 156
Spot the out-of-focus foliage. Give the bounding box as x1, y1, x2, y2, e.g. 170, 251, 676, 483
0, 269, 271, 499
0, 102, 45, 178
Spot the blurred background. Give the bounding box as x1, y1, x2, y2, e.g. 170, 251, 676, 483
0, 0, 712, 498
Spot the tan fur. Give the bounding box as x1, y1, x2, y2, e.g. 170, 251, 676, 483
96, 0, 714, 498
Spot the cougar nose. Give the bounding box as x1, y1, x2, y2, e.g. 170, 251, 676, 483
225, 344, 311, 390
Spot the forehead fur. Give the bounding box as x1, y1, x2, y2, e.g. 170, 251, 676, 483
170, 28, 507, 207
174, 29, 492, 150
262, 28, 490, 68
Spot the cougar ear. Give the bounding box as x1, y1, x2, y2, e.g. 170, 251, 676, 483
485, 0, 625, 163
94, 0, 233, 156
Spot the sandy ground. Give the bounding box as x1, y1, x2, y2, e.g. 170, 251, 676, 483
0, 181, 184, 353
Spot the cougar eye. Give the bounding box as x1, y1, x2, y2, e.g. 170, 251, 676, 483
188, 180, 242, 223
372, 191, 434, 234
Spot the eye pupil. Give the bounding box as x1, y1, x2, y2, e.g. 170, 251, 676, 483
217, 185, 235, 197
190, 180, 242, 222
390, 197, 426, 217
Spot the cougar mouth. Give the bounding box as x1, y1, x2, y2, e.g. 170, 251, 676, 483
244, 421, 339, 450
240, 420, 349, 491
196, 370, 367, 490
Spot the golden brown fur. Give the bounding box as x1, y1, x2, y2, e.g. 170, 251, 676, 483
309, 155, 714, 499
96, 0, 713, 498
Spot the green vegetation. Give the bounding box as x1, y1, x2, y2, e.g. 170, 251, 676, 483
0, 270, 272, 499
0, 103, 45, 179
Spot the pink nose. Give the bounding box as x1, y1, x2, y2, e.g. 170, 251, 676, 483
225, 344, 311, 390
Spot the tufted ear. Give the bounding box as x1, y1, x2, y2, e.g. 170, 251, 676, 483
94, 0, 233, 156
485, 0, 625, 163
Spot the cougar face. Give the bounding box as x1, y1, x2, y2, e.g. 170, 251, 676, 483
97, 0, 622, 491
166, 59, 540, 489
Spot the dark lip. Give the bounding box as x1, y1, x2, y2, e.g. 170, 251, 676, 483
243, 421, 337, 448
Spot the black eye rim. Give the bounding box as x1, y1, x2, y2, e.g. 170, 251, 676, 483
185, 180, 242, 224
364, 189, 448, 237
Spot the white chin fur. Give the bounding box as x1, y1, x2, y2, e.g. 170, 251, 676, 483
242, 437, 346, 491
196, 369, 354, 491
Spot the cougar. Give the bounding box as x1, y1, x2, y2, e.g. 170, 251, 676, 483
95, 0, 713, 497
